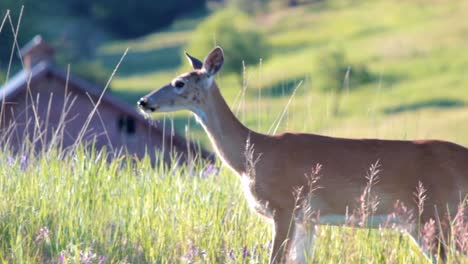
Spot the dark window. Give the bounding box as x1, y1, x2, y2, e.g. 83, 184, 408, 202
118, 116, 136, 135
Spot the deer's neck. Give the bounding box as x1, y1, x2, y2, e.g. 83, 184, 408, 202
195, 84, 251, 174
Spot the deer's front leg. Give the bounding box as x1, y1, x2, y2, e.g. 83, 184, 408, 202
270, 209, 296, 264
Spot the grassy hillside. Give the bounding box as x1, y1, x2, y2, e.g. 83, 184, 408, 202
98, 0, 468, 147
2, 1, 468, 263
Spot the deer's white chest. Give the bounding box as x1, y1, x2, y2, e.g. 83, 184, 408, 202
240, 174, 273, 218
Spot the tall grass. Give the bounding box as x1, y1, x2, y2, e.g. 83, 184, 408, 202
0, 147, 271, 263
2, 144, 467, 263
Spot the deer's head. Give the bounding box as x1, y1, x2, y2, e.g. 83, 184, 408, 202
137, 47, 224, 121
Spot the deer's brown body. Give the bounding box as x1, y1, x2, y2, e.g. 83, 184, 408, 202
250, 132, 468, 219
138, 47, 468, 263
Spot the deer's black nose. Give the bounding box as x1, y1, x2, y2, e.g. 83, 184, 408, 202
137, 98, 148, 108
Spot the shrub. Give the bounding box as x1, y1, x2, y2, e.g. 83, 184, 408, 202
316, 49, 373, 92
185, 9, 270, 75
69, 0, 207, 38
227, 0, 268, 15
72, 61, 109, 87
0, 69, 5, 84
315, 49, 374, 115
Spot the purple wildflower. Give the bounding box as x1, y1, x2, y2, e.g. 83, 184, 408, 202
20, 155, 28, 170
7, 156, 14, 166
182, 243, 198, 262
228, 249, 236, 260
200, 163, 219, 178
98, 255, 106, 264
59, 252, 66, 264
242, 246, 250, 259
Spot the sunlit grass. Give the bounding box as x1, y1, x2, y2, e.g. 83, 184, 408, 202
0, 146, 449, 263
0, 147, 270, 263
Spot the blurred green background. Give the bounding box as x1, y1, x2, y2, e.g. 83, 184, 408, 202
1, 0, 468, 148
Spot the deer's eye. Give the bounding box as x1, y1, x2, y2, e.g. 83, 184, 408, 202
174, 80, 185, 89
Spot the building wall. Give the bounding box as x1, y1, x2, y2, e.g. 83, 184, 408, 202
0, 74, 186, 164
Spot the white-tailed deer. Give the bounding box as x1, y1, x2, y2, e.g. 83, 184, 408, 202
138, 47, 468, 263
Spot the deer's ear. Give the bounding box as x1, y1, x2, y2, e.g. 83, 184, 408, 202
203, 46, 224, 76
185, 52, 203, 70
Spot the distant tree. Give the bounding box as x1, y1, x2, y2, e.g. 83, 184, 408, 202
269, 0, 325, 9
73, 0, 207, 38
185, 9, 270, 76
68, 0, 93, 15
73, 61, 109, 87
288, 0, 299, 6
2, 0, 211, 76
227, 0, 269, 14
0, 1, 38, 71
316, 49, 373, 115
0, 69, 5, 84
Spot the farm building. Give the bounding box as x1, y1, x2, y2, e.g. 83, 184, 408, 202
0, 35, 212, 164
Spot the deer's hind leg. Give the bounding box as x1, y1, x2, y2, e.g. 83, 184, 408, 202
270, 208, 297, 264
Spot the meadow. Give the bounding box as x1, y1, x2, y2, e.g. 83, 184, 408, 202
1, 145, 450, 263
99, 0, 468, 147
2, 144, 458, 263
1, 0, 468, 263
